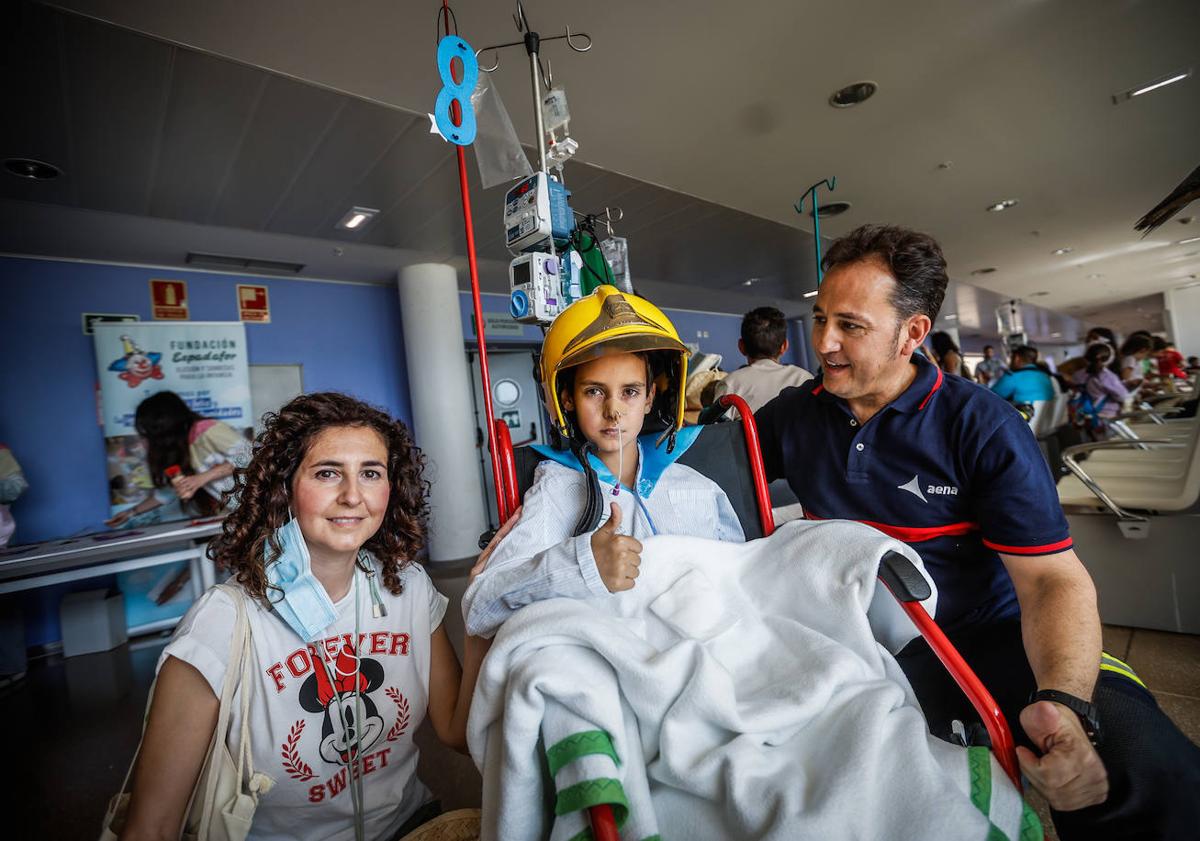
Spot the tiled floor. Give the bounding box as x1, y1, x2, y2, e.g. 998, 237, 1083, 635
4, 571, 1196, 841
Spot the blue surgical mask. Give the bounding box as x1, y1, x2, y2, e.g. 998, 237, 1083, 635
265, 517, 339, 642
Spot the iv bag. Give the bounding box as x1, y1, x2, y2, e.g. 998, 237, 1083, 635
470, 72, 534, 189
600, 237, 633, 293
542, 88, 571, 133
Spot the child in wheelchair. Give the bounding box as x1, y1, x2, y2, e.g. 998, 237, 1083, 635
463, 285, 745, 638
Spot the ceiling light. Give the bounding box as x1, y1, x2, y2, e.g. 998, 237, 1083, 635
742, 278, 759, 286
1030, 291, 1050, 297
829, 81, 877, 108
808, 201, 852, 218
986, 199, 1019, 212
1112, 68, 1192, 103
1052, 247, 1073, 255
336, 206, 379, 231
943, 313, 958, 320
1050, 332, 1062, 338
3, 157, 62, 180
803, 290, 819, 299
1086, 273, 1104, 279
970, 267, 997, 276
1178, 236, 1200, 245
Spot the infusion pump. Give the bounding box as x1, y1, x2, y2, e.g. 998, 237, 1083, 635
509, 252, 562, 324
503, 171, 572, 252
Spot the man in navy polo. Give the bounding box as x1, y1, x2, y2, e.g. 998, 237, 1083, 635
756, 224, 1199, 839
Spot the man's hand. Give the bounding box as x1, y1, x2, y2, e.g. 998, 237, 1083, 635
591, 502, 642, 593
1016, 700, 1109, 811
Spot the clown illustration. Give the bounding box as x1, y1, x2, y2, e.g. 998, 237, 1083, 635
298, 644, 387, 765
108, 334, 164, 388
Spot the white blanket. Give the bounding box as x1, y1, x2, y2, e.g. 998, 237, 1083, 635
468, 519, 1040, 841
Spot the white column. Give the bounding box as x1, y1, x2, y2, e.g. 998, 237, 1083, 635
1165, 285, 1200, 359
398, 264, 487, 562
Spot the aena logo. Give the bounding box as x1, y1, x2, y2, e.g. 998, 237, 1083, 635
898, 475, 958, 503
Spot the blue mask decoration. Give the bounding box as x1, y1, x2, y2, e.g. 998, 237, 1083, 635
265, 517, 339, 642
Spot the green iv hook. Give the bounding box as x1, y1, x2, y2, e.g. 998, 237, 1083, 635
794, 177, 837, 286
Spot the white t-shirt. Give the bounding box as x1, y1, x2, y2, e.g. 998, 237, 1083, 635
159, 558, 449, 841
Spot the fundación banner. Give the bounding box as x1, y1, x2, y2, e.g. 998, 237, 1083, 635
93, 322, 252, 516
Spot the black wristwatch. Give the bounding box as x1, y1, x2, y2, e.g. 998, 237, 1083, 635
1030, 689, 1102, 747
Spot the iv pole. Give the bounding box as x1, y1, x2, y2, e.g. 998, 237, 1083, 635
795, 176, 837, 286
476, 0, 593, 176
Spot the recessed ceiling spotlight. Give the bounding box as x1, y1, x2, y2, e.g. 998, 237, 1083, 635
3, 157, 62, 180
970, 267, 997, 276
829, 81, 877, 108
803, 290, 819, 299
1052, 247, 1074, 255
742, 277, 759, 286
807, 201, 852, 218
986, 199, 1019, 212
335, 206, 379, 231
1180, 216, 1196, 225
1178, 235, 1200, 246
937, 161, 953, 170
1112, 67, 1192, 104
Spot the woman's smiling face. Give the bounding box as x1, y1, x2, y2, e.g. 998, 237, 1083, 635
291, 425, 390, 562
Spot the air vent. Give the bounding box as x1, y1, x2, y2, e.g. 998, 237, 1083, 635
829, 81, 877, 108
186, 252, 304, 274
4, 157, 61, 180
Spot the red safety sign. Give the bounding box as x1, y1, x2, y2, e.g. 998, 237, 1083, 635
149, 279, 189, 320
237, 284, 270, 323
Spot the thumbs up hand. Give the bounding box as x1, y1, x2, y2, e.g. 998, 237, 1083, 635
591, 502, 643, 593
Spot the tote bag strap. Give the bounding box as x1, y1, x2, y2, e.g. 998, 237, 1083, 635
191, 583, 251, 839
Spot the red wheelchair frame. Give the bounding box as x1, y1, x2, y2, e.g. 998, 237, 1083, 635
487, 394, 1021, 840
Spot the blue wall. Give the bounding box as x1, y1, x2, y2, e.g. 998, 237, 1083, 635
1, 258, 802, 647
0, 255, 410, 546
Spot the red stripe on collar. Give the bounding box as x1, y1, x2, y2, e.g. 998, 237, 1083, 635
917, 367, 944, 410
811, 384, 824, 396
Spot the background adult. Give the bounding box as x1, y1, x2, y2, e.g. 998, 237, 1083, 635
713, 306, 812, 419
990, 345, 1056, 406
928, 330, 968, 378
106, 391, 252, 527
974, 345, 1008, 386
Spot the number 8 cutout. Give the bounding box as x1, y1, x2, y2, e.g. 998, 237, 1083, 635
435, 36, 479, 145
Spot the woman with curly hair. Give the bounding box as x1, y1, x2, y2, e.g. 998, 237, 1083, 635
118, 392, 510, 841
